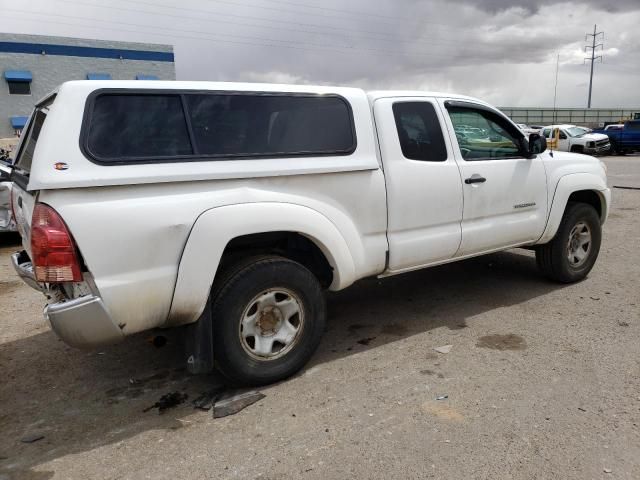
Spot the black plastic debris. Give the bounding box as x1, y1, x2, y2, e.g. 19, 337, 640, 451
213, 390, 265, 418
143, 392, 188, 414
192, 385, 226, 411
357, 337, 376, 346
147, 335, 167, 348
20, 433, 44, 444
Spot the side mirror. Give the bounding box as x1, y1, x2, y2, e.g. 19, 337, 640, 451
528, 133, 547, 157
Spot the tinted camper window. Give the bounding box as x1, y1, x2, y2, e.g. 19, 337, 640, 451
186, 94, 354, 157
84, 91, 356, 163
86, 94, 193, 160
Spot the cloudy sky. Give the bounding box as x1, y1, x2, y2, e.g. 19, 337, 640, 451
3, 0, 639, 107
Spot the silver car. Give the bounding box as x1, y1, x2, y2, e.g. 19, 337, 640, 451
0, 159, 16, 233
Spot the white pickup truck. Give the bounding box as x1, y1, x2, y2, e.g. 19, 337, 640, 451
7, 81, 610, 385
540, 124, 611, 155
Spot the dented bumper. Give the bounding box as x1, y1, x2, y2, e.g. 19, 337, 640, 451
12, 250, 124, 348
45, 295, 124, 348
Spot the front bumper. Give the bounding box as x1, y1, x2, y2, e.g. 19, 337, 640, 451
11, 251, 124, 348
584, 143, 611, 155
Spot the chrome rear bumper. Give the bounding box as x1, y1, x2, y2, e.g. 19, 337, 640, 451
12, 250, 124, 348
44, 295, 124, 348
11, 251, 43, 292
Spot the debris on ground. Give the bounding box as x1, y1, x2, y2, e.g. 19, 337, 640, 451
213, 390, 265, 418
434, 345, 453, 354
436, 395, 448, 400
192, 385, 226, 411
618, 320, 630, 327
476, 334, 527, 351
143, 392, 188, 414
148, 335, 167, 348
604, 468, 612, 473
357, 337, 376, 346
20, 433, 44, 444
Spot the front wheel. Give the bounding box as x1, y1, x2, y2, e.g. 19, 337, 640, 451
211, 256, 326, 386
536, 202, 602, 283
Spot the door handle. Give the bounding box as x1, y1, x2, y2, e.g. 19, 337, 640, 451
465, 175, 486, 184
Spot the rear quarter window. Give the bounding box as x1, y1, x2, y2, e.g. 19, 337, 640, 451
392, 102, 447, 162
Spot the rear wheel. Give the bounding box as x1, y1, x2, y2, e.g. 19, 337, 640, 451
211, 256, 326, 386
536, 202, 601, 283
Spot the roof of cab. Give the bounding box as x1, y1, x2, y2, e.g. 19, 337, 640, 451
366, 90, 486, 104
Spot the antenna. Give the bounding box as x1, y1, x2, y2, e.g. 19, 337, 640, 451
584, 24, 604, 108
551, 53, 560, 157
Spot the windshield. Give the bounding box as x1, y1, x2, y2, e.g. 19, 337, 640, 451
565, 126, 588, 137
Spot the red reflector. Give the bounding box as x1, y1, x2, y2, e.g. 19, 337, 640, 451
31, 203, 82, 282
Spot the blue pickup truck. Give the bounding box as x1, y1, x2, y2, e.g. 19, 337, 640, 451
593, 120, 640, 155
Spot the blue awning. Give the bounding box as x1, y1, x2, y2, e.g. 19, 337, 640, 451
86, 73, 112, 80
136, 74, 159, 80
4, 70, 32, 82
10, 116, 28, 129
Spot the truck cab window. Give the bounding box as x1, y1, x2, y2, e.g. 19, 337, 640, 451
392, 102, 447, 162
448, 107, 521, 160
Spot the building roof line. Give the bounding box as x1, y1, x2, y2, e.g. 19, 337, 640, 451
0, 41, 174, 62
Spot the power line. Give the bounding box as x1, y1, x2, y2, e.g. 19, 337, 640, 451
584, 24, 604, 108
57, 0, 455, 44
45, 0, 463, 50
203, 0, 412, 23
195, 0, 402, 25
4, 10, 459, 61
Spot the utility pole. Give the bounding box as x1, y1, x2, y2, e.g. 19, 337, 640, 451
585, 24, 604, 108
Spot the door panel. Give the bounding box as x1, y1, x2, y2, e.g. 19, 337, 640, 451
440, 100, 548, 255
374, 97, 463, 272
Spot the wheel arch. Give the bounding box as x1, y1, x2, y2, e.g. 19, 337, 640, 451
166, 202, 358, 327
537, 173, 610, 244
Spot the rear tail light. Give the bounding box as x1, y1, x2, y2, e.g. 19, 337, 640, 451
31, 203, 82, 282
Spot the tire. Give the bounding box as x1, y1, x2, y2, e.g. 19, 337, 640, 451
570, 145, 584, 154
610, 141, 624, 156
211, 255, 326, 386
536, 202, 601, 283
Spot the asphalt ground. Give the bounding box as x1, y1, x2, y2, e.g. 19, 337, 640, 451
0, 155, 638, 480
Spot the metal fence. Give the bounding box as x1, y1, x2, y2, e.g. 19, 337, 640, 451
498, 107, 640, 127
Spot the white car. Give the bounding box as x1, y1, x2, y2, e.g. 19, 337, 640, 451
10, 81, 610, 385
540, 124, 610, 155
516, 123, 540, 135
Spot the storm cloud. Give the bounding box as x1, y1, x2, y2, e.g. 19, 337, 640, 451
449, 0, 640, 13
4, 0, 640, 107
